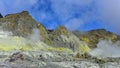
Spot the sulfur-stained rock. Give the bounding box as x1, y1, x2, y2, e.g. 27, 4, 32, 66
73, 29, 120, 49
38, 24, 53, 45
0, 11, 53, 46
0, 11, 120, 65
55, 26, 70, 36
48, 26, 91, 54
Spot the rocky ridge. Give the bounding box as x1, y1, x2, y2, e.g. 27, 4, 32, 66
0, 11, 120, 68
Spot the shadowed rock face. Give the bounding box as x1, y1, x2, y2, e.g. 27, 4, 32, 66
0, 13, 3, 18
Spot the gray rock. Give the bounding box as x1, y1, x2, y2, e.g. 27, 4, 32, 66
102, 62, 120, 68
50, 61, 100, 68
0, 51, 120, 68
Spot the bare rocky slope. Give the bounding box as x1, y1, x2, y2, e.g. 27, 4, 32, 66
0, 11, 120, 68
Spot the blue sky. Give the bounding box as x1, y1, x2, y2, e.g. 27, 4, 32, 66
0, 0, 120, 34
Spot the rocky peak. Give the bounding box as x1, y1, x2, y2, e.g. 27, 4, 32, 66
0, 11, 37, 36
0, 11, 39, 36
78, 29, 119, 48
5, 11, 29, 18
55, 26, 70, 36
20, 11, 29, 15
87, 29, 118, 41
0, 11, 53, 45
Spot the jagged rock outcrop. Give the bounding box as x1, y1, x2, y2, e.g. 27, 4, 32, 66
0, 11, 53, 45
55, 26, 70, 36
48, 26, 90, 54
49, 26, 71, 48
1, 11, 39, 36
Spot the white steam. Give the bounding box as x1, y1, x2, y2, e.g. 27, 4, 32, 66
0, 28, 49, 51
89, 40, 120, 58
28, 28, 42, 42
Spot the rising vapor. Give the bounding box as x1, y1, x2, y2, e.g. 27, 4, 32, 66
89, 40, 120, 58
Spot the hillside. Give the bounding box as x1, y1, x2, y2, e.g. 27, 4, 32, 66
0, 11, 120, 68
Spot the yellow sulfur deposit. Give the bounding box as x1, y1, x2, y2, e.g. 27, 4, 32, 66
47, 47, 72, 52
0, 36, 29, 51
0, 32, 90, 54
60, 34, 91, 54
79, 44, 91, 53
80, 37, 90, 43
0, 36, 73, 53
109, 35, 117, 40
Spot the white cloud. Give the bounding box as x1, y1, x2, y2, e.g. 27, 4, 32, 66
50, 0, 94, 20
0, 0, 120, 34
50, 0, 95, 30
95, 0, 120, 34
50, 0, 120, 33
29, 0, 38, 5
0, 1, 7, 15
0, 0, 38, 16
65, 18, 84, 30
65, 0, 93, 7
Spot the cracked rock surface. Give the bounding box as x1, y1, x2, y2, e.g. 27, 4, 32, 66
0, 51, 119, 68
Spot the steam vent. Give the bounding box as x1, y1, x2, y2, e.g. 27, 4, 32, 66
0, 11, 120, 68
